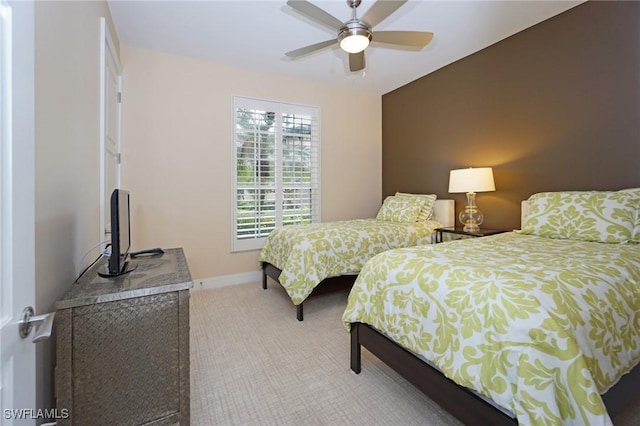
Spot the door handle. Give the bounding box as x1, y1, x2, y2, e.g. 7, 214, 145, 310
19, 306, 55, 343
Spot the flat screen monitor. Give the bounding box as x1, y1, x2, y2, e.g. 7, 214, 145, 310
99, 188, 136, 277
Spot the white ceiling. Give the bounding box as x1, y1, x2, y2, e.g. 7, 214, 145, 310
107, 0, 584, 95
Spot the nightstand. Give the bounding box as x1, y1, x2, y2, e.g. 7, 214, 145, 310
435, 227, 507, 243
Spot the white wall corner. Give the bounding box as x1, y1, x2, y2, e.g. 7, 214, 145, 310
193, 270, 262, 291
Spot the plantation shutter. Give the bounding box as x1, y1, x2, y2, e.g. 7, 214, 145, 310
233, 97, 320, 251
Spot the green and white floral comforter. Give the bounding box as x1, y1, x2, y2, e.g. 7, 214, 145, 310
342, 232, 640, 425
258, 219, 441, 305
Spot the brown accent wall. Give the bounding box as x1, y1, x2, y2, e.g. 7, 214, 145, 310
382, 1, 640, 230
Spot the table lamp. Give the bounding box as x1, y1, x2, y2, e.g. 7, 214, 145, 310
448, 167, 495, 232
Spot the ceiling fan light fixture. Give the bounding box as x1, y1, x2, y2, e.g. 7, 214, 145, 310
340, 33, 370, 54
338, 22, 372, 54
285, 0, 432, 71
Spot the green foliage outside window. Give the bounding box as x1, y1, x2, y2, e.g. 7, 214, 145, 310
235, 107, 316, 240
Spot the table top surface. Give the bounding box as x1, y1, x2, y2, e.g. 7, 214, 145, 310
435, 227, 507, 237
56, 247, 193, 310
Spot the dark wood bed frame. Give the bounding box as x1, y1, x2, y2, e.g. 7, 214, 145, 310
350, 322, 640, 425
261, 261, 356, 321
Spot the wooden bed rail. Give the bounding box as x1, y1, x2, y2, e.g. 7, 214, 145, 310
350, 322, 640, 425
350, 322, 517, 426
262, 262, 356, 321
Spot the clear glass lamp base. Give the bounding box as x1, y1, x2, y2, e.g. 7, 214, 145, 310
459, 192, 484, 232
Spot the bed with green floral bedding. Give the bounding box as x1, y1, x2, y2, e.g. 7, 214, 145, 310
259, 217, 442, 306
343, 189, 640, 425
259, 194, 453, 320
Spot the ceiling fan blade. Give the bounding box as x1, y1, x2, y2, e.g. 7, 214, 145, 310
373, 31, 434, 47
349, 51, 365, 72
361, 0, 407, 28
286, 39, 336, 58
287, 0, 345, 31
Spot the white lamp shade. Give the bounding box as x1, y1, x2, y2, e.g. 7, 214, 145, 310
448, 167, 496, 193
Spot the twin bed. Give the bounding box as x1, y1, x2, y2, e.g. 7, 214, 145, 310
344, 189, 640, 425
259, 194, 455, 320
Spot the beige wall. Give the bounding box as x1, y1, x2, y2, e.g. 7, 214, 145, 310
120, 45, 382, 280
34, 0, 119, 410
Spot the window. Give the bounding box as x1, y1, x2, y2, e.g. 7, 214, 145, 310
233, 97, 320, 251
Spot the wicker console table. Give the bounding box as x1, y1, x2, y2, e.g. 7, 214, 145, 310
55, 247, 192, 425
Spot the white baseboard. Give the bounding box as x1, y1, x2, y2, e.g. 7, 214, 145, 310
192, 270, 262, 291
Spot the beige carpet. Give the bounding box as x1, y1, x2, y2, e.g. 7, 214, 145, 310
190, 282, 640, 426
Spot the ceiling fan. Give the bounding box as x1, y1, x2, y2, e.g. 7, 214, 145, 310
285, 0, 434, 72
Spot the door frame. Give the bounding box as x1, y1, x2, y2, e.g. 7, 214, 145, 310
0, 0, 37, 419
99, 17, 122, 243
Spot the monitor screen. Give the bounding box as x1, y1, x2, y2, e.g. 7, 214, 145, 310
100, 188, 135, 277
116, 189, 130, 261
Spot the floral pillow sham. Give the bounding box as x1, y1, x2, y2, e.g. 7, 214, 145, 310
520, 189, 638, 243
376, 195, 424, 223
618, 188, 640, 243
395, 192, 437, 222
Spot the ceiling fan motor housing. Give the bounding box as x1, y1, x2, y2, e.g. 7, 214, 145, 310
338, 19, 373, 46
339, 0, 371, 53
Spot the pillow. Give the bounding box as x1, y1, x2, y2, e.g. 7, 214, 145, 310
376, 196, 425, 223
618, 188, 640, 243
395, 192, 437, 221
520, 190, 637, 243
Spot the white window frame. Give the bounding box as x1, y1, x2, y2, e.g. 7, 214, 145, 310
232, 96, 321, 252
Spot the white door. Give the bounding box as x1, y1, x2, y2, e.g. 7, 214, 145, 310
0, 0, 37, 422
100, 17, 122, 241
